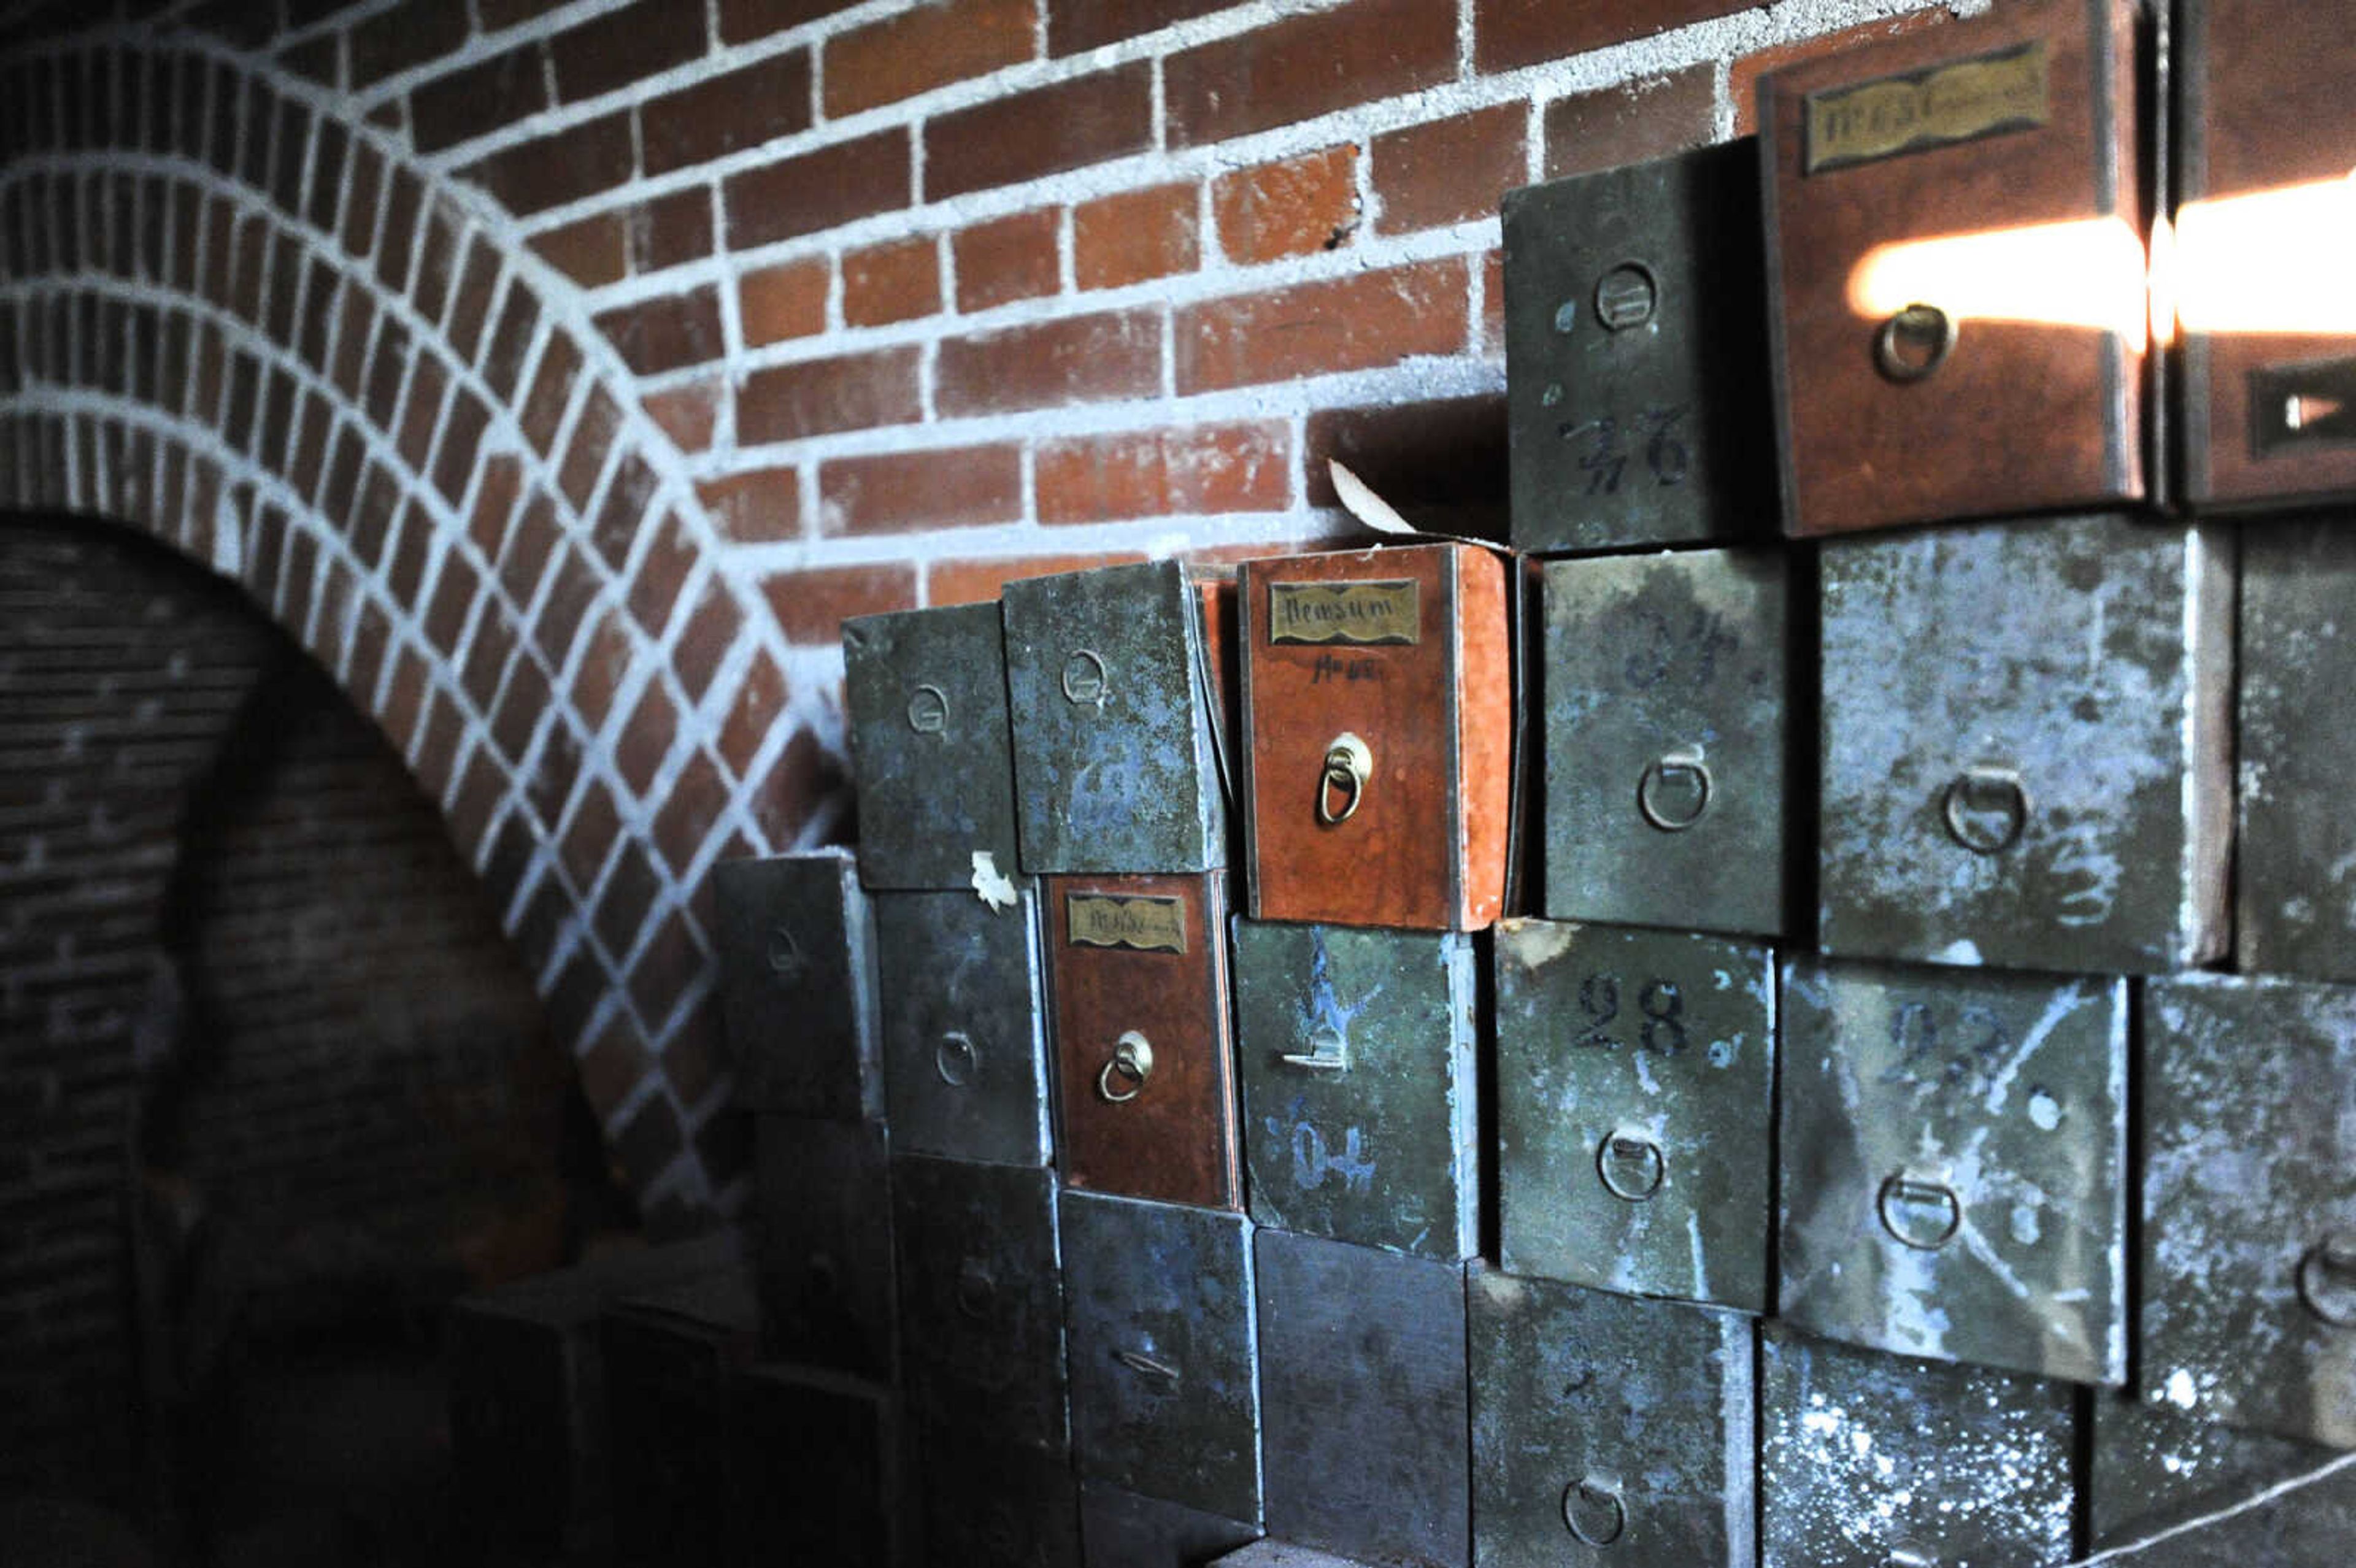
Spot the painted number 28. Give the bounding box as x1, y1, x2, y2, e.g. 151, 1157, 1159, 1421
1573, 973, 1688, 1055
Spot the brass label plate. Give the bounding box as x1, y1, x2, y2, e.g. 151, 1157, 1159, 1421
1066, 893, 1189, 955
1804, 39, 2050, 175
1267, 580, 1422, 646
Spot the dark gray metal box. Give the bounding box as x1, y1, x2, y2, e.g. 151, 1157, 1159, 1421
1503, 140, 1774, 553
1231, 920, 1479, 1261
1539, 547, 1789, 937
911, 1414, 1082, 1568
728, 1363, 904, 1568
1779, 956, 2128, 1386
1817, 513, 2233, 975
712, 850, 883, 1119
874, 886, 1053, 1168
753, 1115, 895, 1380
1469, 1266, 1756, 1567
1080, 1482, 1260, 1568
1494, 920, 1774, 1314
843, 601, 1025, 893
2090, 1389, 2334, 1550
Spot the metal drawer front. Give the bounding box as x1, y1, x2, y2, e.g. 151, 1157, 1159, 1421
875, 886, 1055, 1167
755, 1115, 896, 1380
712, 850, 883, 1118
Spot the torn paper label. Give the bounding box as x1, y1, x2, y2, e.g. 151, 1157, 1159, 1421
971, 851, 1018, 912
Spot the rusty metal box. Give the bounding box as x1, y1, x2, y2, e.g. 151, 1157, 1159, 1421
1760, 0, 2149, 535
1239, 544, 1512, 932
1494, 920, 1775, 1315
874, 886, 1054, 1167
1255, 1230, 1469, 1568
728, 1364, 904, 1568
1760, 1324, 2077, 1567
843, 601, 1025, 893
2090, 1390, 2333, 1550
2176, 0, 2356, 512
1004, 559, 1231, 875
1540, 547, 1791, 938
1469, 1266, 1756, 1568
1503, 140, 1776, 553
1082, 1483, 1261, 1567
2142, 972, 2356, 1448
1817, 512, 2233, 974
601, 1264, 763, 1568
1047, 872, 1241, 1212
712, 849, 884, 1119
1780, 956, 2128, 1386
1230, 920, 1478, 1261
1061, 1190, 1261, 1522
753, 1115, 895, 1380
2237, 517, 2356, 982
891, 1153, 1070, 1455
912, 1415, 1082, 1568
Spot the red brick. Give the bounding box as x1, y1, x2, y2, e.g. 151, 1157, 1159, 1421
590, 452, 661, 572
352, 0, 469, 88
595, 286, 726, 375
1542, 64, 1715, 180
463, 602, 520, 716
579, 1013, 653, 1123
561, 779, 623, 895
674, 578, 744, 702
627, 510, 697, 636
395, 353, 449, 472
739, 256, 830, 345
748, 724, 848, 847
926, 64, 1150, 201
572, 609, 636, 732
725, 128, 909, 250
652, 747, 730, 876
1372, 104, 1528, 234
531, 212, 627, 288
1480, 246, 1504, 359
927, 551, 1149, 607
1214, 145, 1359, 264
842, 236, 940, 327
463, 112, 634, 218
627, 186, 715, 274
410, 40, 548, 154
1050, 0, 1228, 55
718, 650, 790, 777
558, 388, 622, 509
446, 239, 500, 361
618, 677, 678, 794
823, 0, 1033, 117
1036, 422, 1290, 523
718, 0, 864, 44
628, 909, 706, 1027
341, 140, 385, 256
1477, 0, 1747, 74
377, 168, 425, 294
1728, 9, 1955, 136
642, 49, 814, 176
818, 444, 1021, 537
953, 209, 1060, 312
518, 334, 582, 458
380, 642, 429, 751
936, 310, 1159, 417
412, 202, 463, 321
499, 493, 560, 607
645, 379, 722, 452
698, 467, 802, 542
760, 563, 916, 645
426, 553, 482, 654
738, 345, 921, 444
535, 548, 603, 666
552, 0, 707, 103
1073, 181, 1198, 291
431, 391, 491, 507
1174, 258, 1469, 393
530, 715, 588, 838
1166, 0, 1453, 148
414, 691, 467, 799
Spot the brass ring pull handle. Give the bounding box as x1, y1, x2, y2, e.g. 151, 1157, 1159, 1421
1562, 1474, 1627, 1547
1875, 302, 1957, 382
934, 1030, 979, 1088
1317, 732, 1374, 826
2299, 1233, 2356, 1328
1281, 1024, 1351, 1072
1879, 1172, 1963, 1251
1636, 748, 1712, 832
1097, 1031, 1155, 1103
1596, 1130, 1666, 1203
1942, 764, 2030, 855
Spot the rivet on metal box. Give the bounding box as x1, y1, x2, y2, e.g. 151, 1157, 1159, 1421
712, 849, 884, 1120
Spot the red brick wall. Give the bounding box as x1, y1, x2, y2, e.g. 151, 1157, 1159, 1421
0, 0, 1962, 1215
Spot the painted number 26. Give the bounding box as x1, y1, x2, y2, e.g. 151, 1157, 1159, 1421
1560, 405, 1691, 495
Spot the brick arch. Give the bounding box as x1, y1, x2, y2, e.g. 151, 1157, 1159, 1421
0, 35, 842, 1218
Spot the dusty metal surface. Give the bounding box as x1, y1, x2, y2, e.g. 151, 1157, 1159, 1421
1760, 1324, 2076, 1567
1469, 1266, 1756, 1567
1817, 513, 2232, 975
2142, 972, 2356, 1449
2090, 1389, 2333, 1550
754, 1115, 897, 1381
842, 601, 1026, 892
1079, 1482, 1261, 1568
911, 1415, 1083, 1568
1503, 139, 1775, 553
874, 886, 1054, 1167
1004, 559, 1230, 875
1061, 1191, 1261, 1521
1779, 955, 2127, 1385
1254, 1231, 1469, 1568
712, 850, 884, 1118
1541, 547, 1790, 937
1494, 920, 1775, 1313
1231, 920, 1479, 1261
728, 1364, 903, 1568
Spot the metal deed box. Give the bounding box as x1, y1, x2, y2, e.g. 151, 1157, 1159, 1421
712, 850, 883, 1119
753, 1115, 895, 1380
873, 885, 1053, 1167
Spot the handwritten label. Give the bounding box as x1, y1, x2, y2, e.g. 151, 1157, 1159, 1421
1804, 40, 2049, 175
1066, 893, 1188, 955
1268, 580, 1420, 646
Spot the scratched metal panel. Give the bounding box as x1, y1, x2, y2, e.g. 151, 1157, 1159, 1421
1469, 1266, 1756, 1568
914, 1414, 1082, 1568
2142, 972, 2356, 1449
1759, 1324, 2077, 1568
2082, 1450, 2356, 1567
1004, 559, 1230, 874
712, 850, 884, 1118
754, 1115, 896, 1380
1080, 1482, 1261, 1568
1063, 1191, 1261, 1521
728, 1365, 903, 1568
2090, 1390, 2333, 1550
1503, 140, 1775, 553
1493, 920, 1774, 1314
1540, 547, 1788, 937
874, 887, 1054, 1167
1230, 920, 1479, 1261
2237, 516, 2356, 982
891, 1153, 1070, 1455
1255, 1231, 1469, 1568
844, 601, 1026, 892
1817, 513, 2233, 974
1779, 956, 2128, 1386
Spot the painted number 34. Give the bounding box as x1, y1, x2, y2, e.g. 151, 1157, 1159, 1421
1560, 405, 1691, 495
